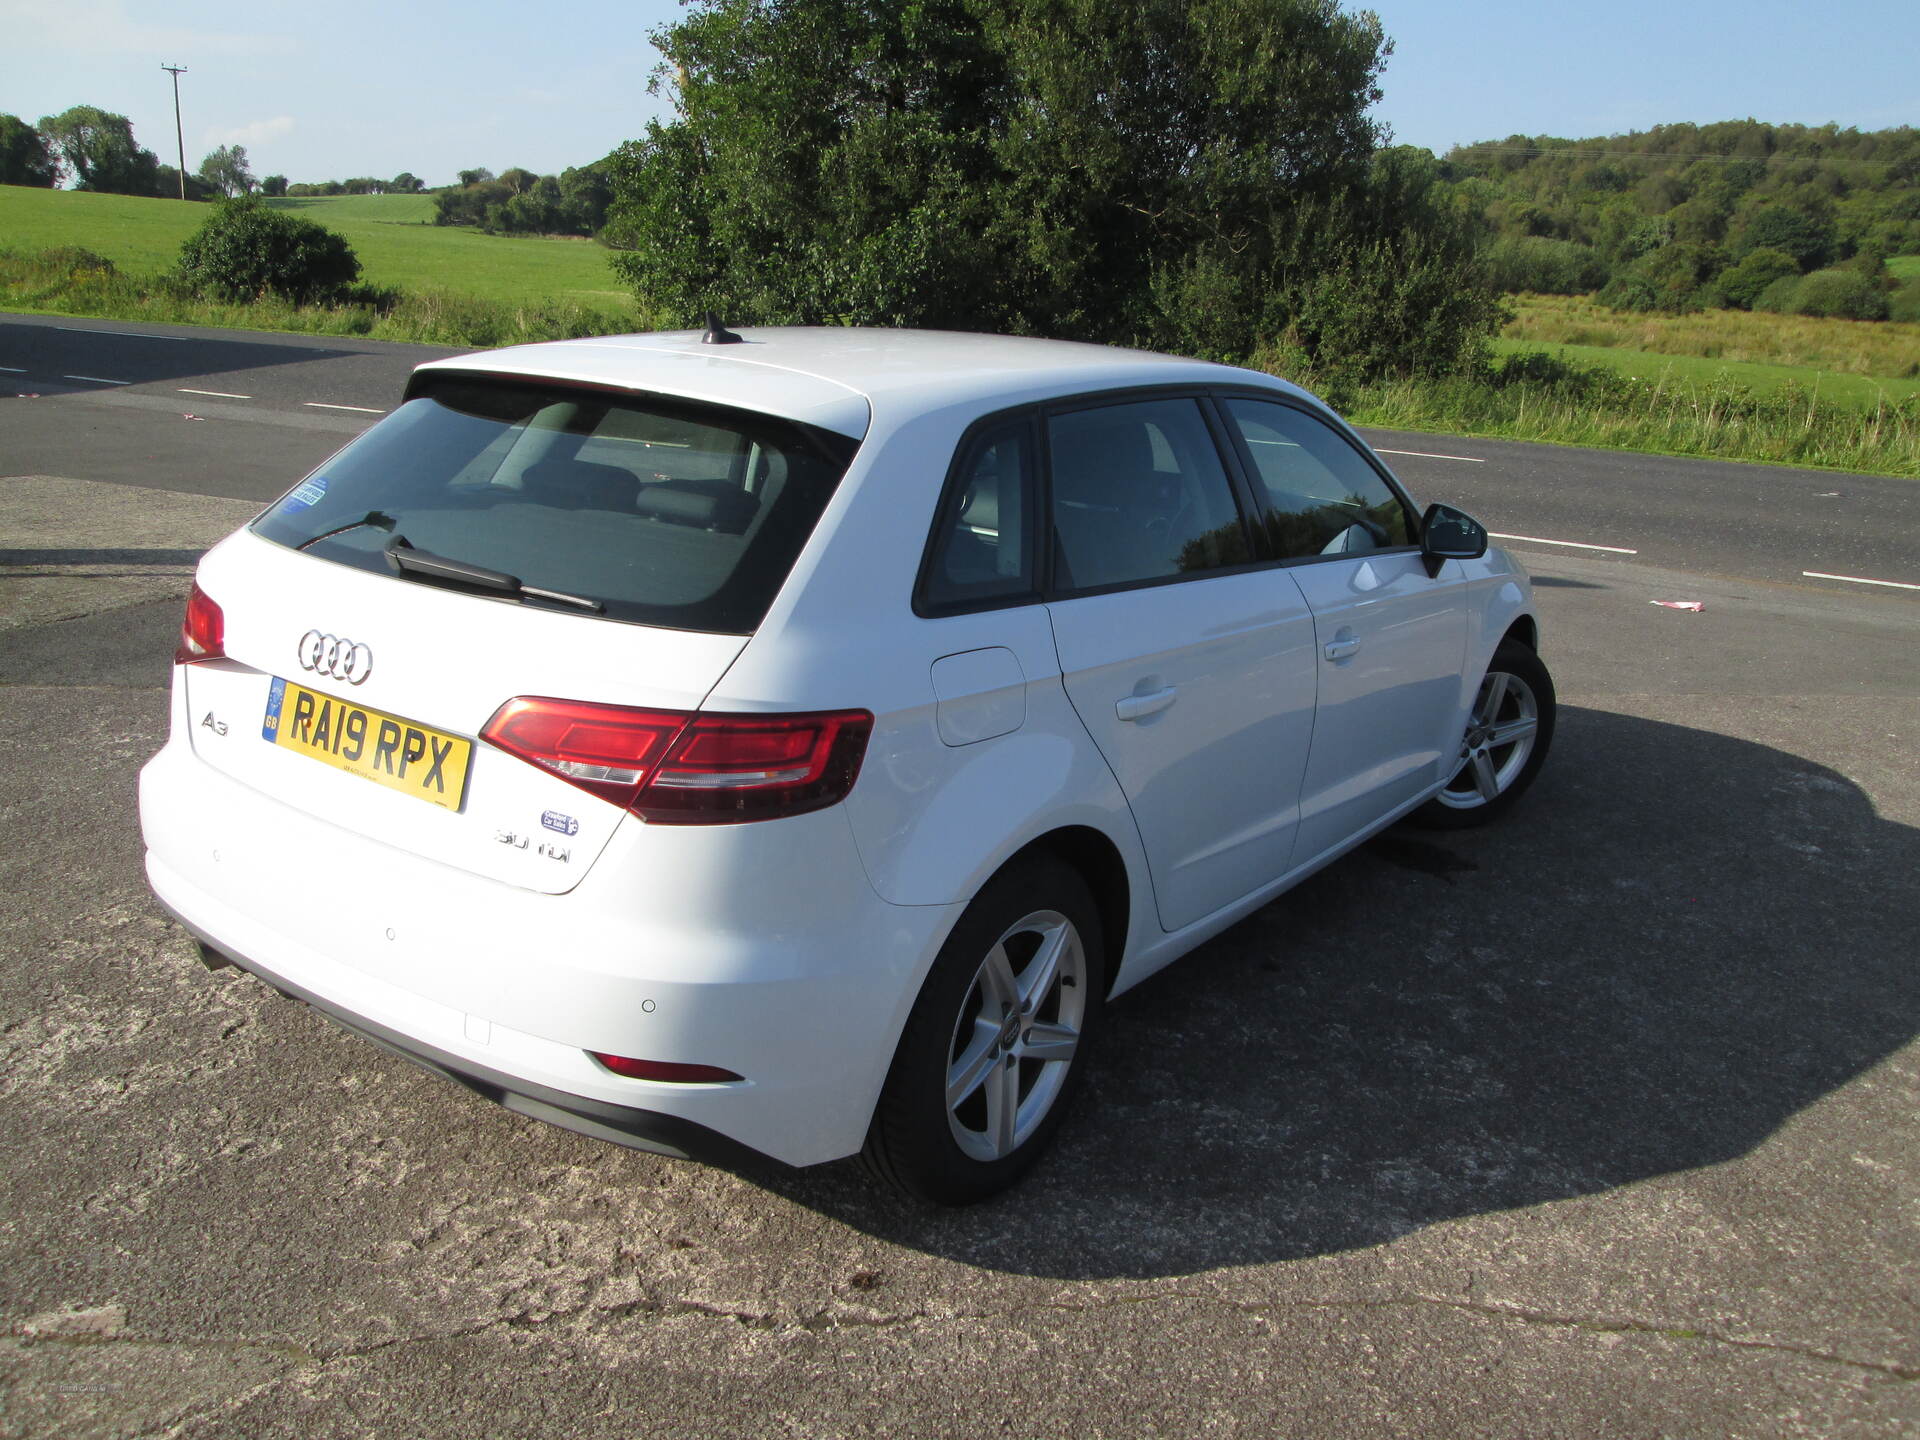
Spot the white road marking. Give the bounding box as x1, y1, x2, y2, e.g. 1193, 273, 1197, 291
63, 374, 132, 386
55, 325, 193, 341
1802, 570, 1920, 592
1490, 532, 1639, 555
303, 401, 385, 414
0, 365, 26, 373
1373, 447, 1485, 463
179, 388, 253, 400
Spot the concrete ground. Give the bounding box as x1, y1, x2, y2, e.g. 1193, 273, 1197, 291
3, 459, 1918, 1435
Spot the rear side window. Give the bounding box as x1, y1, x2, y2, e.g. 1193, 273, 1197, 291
251, 376, 856, 634
918, 417, 1036, 612
1221, 398, 1413, 559
1047, 398, 1249, 593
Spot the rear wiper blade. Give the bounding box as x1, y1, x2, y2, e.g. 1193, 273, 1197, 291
296, 509, 396, 550
384, 536, 603, 612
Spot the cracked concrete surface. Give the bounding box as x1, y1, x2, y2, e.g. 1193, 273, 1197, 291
3, 517, 1919, 1434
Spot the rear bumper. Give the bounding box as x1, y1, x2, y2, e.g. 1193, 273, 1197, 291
170, 910, 768, 1171
139, 710, 965, 1168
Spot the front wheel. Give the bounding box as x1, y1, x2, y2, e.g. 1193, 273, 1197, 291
863, 854, 1104, 1204
1410, 638, 1556, 830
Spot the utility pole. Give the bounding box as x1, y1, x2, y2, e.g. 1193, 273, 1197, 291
161, 64, 187, 200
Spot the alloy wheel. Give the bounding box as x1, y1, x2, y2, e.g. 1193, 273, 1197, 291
1436, 668, 1541, 810
944, 909, 1087, 1162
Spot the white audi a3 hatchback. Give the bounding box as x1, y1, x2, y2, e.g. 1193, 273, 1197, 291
140, 326, 1554, 1203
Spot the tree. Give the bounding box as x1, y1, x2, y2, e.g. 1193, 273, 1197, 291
155, 164, 217, 202
457, 166, 494, 186
559, 162, 613, 233
1734, 205, 1837, 271
1716, 247, 1799, 309
175, 196, 361, 303
199, 143, 255, 198
0, 114, 57, 187
605, 0, 1499, 377
38, 105, 160, 194
1597, 241, 1725, 313
498, 166, 539, 194
261, 174, 289, 197
390, 171, 424, 193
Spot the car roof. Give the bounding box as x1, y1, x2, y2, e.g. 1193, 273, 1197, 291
411, 327, 1318, 440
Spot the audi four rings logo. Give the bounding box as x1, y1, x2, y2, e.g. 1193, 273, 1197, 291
297, 630, 374, 685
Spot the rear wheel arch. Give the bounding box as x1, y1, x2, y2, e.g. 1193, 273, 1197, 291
970, 826, 1131, 998
1016, 827, 1131, 996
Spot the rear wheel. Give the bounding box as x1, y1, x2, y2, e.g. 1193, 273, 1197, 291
1411, 638, 1555, 830
863, 854, 1104, 1204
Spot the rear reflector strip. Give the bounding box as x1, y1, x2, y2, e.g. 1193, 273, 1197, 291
590, 1053, 744, 1084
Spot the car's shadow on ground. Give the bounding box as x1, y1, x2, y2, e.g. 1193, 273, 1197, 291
758, 704, 1920, 1277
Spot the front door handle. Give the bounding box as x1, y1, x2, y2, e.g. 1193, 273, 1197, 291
1323, 634, 1361, 661
1115, 686, 1178, 722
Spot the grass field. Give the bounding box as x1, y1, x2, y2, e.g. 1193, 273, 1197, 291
1890, 255, 1920, 282
1504, 293, 1920, 382
1489, 335, 1920, 410
0, 184, 631, 310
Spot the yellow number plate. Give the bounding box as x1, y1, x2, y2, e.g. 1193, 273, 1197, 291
262, 677, 473, 811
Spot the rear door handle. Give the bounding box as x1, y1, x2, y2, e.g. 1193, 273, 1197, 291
1115, 686, 1178, 722
1323, 636, 1361, 661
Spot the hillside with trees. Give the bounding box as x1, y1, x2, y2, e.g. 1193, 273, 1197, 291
1442, 121, 1920, 321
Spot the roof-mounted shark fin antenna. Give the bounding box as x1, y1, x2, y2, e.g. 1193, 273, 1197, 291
701, 312, 744, 345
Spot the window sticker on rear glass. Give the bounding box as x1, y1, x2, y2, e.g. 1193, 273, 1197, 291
287, 475, 327, 508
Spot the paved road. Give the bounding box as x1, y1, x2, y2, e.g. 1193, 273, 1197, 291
4, 311, 1916, 597
4, 313, 1918, 1437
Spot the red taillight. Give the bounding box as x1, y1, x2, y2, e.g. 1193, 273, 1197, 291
480, 697, 872, 824
481, 697, 689, 807
174, 582, 225, 665
590, 1053, 743, 1084
640, 709, 873, 824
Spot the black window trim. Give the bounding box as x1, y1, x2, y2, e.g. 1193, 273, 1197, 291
911, 380, 1432, 621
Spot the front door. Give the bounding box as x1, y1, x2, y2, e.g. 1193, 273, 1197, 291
1215, 396, 1467, 866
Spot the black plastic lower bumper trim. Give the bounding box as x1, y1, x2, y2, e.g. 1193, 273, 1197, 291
162, 907, 777, 1174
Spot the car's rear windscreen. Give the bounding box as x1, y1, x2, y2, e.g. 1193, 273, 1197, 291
251, 375, 860, 634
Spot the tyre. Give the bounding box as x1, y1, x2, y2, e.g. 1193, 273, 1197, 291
1410, 637, 1556, 830
863, 853, 1104, 1204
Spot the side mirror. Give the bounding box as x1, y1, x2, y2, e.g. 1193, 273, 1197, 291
1420, 502, 1487, 576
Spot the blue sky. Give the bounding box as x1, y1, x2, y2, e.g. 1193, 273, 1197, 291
3, 0, 1916, 187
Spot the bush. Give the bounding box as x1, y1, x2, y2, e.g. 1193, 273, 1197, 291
1716, 247, 1800, 310
38, 245, 115, 275
1596, 241, 1725, 313
1891, 282, 1920, 325
1484, 235, 1610, 294
1768, 268, 1891, 321
175, 196, 360, 303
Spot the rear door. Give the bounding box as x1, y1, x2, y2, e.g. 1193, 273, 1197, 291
184, 375, 855, 895
1216, 396, 1467, 866
1042, 395, 1319, 933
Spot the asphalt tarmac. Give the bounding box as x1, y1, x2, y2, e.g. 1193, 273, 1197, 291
2, 315, 1917, 1438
